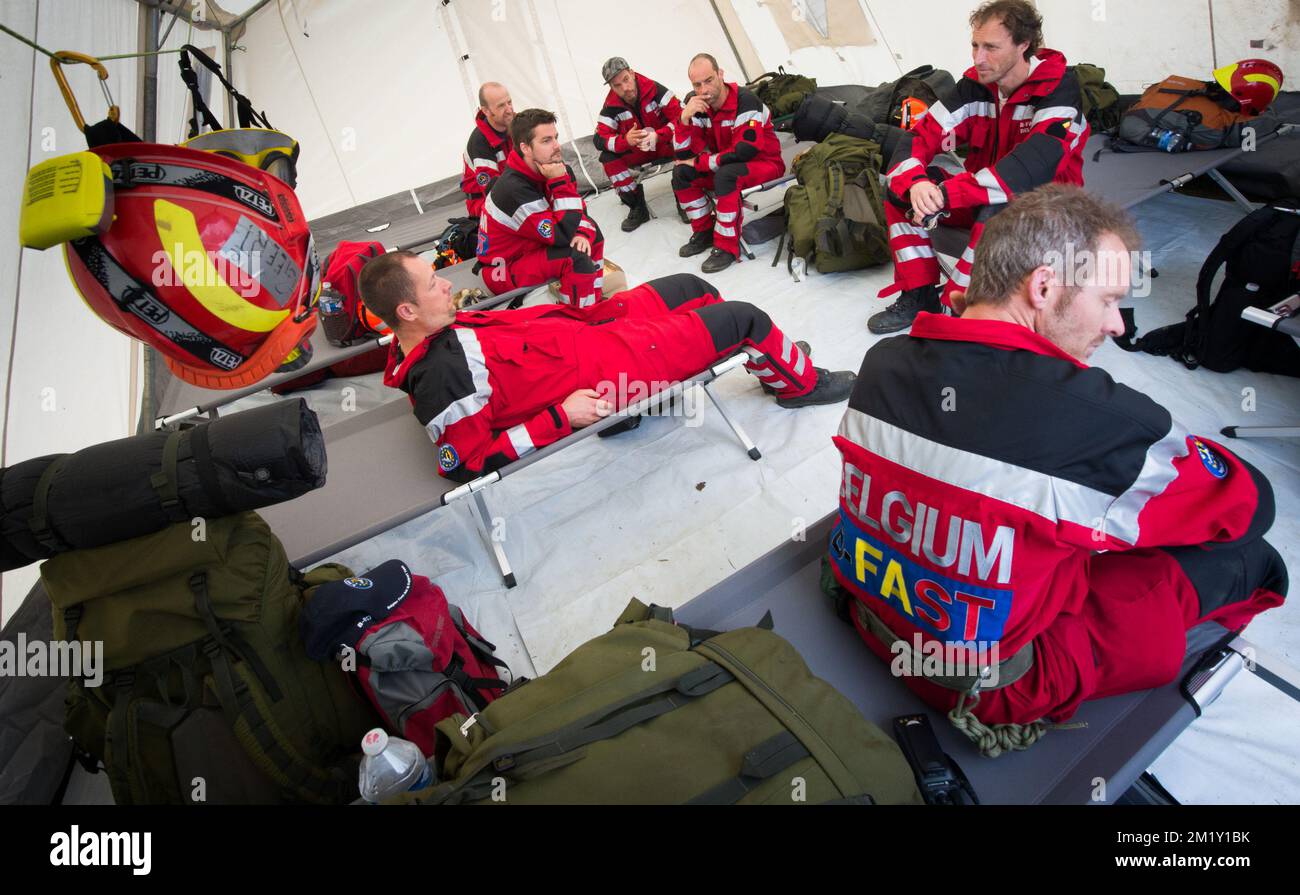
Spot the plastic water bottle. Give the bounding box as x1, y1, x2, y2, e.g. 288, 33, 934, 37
318, 280, 343, 317
358, 728, 434, 803
1148, 128, 1187, 153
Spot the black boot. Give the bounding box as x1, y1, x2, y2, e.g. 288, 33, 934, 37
866, 284, 942, 335
701, 247, 736, 273
621, 186, 650, 233
679, 230, 713, 258
760, 341, 811, 395
776, 367, 856, 408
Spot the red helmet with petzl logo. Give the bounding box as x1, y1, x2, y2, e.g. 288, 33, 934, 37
62, 142, 319, 389
1213, 59, 1284, 116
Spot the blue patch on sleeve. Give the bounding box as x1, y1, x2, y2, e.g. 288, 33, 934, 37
1190, 436, 1227, 479
439, 444, 460, 472
537, 218, 554, 240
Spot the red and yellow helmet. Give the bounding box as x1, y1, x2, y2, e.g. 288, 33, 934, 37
62, 142, 320, 389
1213, 59, 1284, 116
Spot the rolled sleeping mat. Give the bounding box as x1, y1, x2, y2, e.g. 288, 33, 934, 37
0, 398, 325, 571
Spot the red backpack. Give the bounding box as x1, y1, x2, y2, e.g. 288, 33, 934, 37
272, 240, 390, 393
299, 560, 509, 755
318, 240, 391, 346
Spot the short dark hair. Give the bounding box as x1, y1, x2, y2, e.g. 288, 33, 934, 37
970, 0, 1043, 61
966, 184, 1141, 308
689, 53, 719, 73
356, 250, 420, 329
510, 108, 557, 149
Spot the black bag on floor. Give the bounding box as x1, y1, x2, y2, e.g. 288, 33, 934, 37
0, 399, 326, 570
1117, 201, 1300, 375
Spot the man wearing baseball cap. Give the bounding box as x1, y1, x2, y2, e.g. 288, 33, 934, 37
593, 57, 683, 232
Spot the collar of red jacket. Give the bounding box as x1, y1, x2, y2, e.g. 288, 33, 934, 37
504, 147, 548, 185
382, 333, 435, 390
962, 48, 1068, 104
909, 311, 1088, 369
474, 109, 510, 148
605, 71, 657, 111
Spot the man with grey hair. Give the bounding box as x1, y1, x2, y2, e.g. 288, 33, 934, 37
829, 184, 1285, 749
460, 81, 515, 217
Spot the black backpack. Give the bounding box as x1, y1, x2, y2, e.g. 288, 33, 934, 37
1118, 201, 1300, 375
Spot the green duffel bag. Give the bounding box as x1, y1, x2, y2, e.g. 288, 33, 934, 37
42, 511, 378, 805
784, 133, 890, 274
393, 600, 923, 805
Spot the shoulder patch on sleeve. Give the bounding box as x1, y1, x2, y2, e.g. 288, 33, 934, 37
438, 443, 461, 472
1190, 436, 1228, 479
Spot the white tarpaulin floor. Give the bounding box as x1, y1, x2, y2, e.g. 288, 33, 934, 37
239, 178, 1298, 804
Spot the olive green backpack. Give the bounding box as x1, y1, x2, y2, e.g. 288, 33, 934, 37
393, 600, 922, 805
748, 67, 818, 118
1072, 63, 1121, 133
41, 511, 378, 805
783, 133, 890, 274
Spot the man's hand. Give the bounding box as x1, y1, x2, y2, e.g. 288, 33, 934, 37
538, 160, 568, 181
625, 127, 647, 146
571, 235, 592, 256
908, 180, 946, 222
638, 130, 658, 152
562, 388, 613, 428
674, 156, 697, 167
681, 96, 709, 123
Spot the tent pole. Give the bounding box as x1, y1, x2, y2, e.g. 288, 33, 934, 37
709, 0, 754, 83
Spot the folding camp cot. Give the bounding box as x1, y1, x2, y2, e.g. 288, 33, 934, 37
153, 259, 541, 429
927, 128, 1297, 264
259, 351, 761, 583
674, 511, 1296, 804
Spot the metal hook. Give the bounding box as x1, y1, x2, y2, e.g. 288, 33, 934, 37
50, 51, 119, 132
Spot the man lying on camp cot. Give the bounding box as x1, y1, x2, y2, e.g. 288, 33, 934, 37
829, 184, 1288, 752
359, 260, 856, 482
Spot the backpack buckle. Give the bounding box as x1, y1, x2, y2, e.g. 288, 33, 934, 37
458, 713, 479, 738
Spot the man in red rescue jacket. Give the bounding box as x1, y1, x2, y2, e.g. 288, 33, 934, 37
460, 82, 515, 218
829, 184, 1287, 746
870, 0, 1090, 334
672, 53, 785, 274
593, 57, 682, 233
358, 256, 856, 482
477, 108, 605, 308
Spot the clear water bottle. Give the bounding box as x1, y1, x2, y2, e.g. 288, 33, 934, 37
358, 728, 434, 803
1149, 128, 1187, 153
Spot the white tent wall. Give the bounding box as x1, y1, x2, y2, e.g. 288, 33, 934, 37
1, 0, 145, 626
234, 0, 477, 219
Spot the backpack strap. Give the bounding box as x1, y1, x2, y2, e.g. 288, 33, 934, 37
433, 661, 735, 804
148, 430, 191, 524
684, 731, 812, 805
179, 44, 272, 139
29, 455, 72, 553
188, 572, 351, 804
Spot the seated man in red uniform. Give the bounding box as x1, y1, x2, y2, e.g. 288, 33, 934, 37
671, 53, 785, 274
460, 81, 514, 218
870, 0, 1089, 334
358, 256, 856, 482
829, 184, 1287, 752
477, 108, 605, 308
594, 57, 681, 233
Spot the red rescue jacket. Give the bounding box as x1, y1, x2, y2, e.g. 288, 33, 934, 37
593, 71, 682, 155
460, 111, 512, 218
672, 82, 783, 175
476, 150, 597, 271
830, 313, 1272, 664
885, 49, 1089, 211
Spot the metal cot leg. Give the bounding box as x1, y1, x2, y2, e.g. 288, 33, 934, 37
701, 381, 762, 460
467, 489, 517, 588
